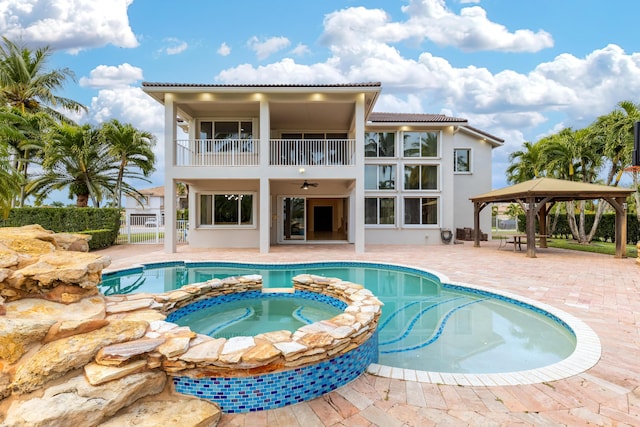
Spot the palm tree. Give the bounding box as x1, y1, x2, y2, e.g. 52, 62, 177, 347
28, 124, 118, 207
100, 119, 156, 208
505, 141, 544, 184
0, 139, 21, 215
0, 107, 55, 206
0, 37, 86, 121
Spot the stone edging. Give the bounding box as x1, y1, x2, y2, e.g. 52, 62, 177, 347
99, 273, 383, 378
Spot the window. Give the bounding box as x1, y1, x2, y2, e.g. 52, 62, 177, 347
281, 132, 348, 140
365, 132, 395, 157
365, 197, 395, 225
404, 197, 438, 225
199, 121, 253, 139
403, 131, 438, 157
404, 165, 438, 190
365, 165, 396, 190
198, 121, 254, 153
199, 193, 254, 226
454, 148, 471, 172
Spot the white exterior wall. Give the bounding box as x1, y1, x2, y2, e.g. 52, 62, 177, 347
145, 83, 500, 253
362, 125, 462, 246
124, 194, 162, 211
188, 181, 262, 249
453, 131, 494, 236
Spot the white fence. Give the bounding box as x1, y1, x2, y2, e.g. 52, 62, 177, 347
116, 213, 188, 245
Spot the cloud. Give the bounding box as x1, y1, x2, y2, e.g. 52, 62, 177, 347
88, 86, 163, 131
247, 36, 291, 60
320, 0, 553, 54
162, 37, 188, 55
87, 85, 167, 188
216, 34, 640, 155
79, 63, 143, 88
216, 58, 345, 84
0, 0, 138, 53
291, 43, 310, 57
217, 42, 231, 56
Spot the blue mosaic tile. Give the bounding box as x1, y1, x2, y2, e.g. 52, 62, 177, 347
173, 332, 378, 413
167, 290, 346, 323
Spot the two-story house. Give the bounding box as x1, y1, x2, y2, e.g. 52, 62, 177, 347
142, 82, 503, 253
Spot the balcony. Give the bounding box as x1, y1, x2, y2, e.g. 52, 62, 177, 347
269, 139, 355, 166
176, 139, 258, 166
175, 139, 355, 167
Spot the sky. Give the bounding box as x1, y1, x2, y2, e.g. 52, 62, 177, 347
3, 0, 640, 203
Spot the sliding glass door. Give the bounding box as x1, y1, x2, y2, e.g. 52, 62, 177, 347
282, 197, 305, 241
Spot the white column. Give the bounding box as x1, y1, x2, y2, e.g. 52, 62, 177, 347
354, 94, 365, 253
164, 94, 177, 253
259, 98, 271, 253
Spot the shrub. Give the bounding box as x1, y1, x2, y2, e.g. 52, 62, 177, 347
0, 207, 121, 249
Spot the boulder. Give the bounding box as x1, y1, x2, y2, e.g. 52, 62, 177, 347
3, 296, 106, 322
11, 320, 148, 394
0, 317, 57, 363
3, 371, 166, 427
84, 359, 148, 386
100, 398, 221, 427
51, 232, 91, 252
8, 251, 110, 292
43, 319, 110, 344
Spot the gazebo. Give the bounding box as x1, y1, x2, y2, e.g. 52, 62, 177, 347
470, 177, 634, 258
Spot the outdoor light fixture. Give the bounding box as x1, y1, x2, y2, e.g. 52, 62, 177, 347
299, 167, 305, 174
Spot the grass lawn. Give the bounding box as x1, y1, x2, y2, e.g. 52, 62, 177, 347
493, 230, 638, 257
546, 239, 638, 258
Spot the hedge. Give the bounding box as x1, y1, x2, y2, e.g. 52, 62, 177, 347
517, 213, 640, 244
0, 207, 121, 250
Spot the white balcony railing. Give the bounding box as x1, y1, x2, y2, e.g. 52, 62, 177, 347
175, 138, 355, 167
269, 139, 355, 166
176, 139, 259, 166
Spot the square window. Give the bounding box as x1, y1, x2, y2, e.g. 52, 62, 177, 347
404, 165, 438, 190
403, 131, 438, 157
365, 165, 396, 190
365, 132, 395, 157
365, 197, 395, 225
404, 197, 438, 225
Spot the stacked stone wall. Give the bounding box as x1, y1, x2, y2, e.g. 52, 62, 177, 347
0, 225, 382, 425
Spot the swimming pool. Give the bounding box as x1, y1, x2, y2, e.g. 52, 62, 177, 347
101, 260, 591, 377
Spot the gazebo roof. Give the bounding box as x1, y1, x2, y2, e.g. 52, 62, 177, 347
470, 177, 633, 204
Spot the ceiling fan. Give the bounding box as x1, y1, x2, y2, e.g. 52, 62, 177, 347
300, 180, 318, 190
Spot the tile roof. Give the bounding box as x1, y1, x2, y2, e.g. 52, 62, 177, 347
368, 112, 467, 123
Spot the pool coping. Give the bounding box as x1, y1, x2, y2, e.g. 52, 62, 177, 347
102, 259, 602, 387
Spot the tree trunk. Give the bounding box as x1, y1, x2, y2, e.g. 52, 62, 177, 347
586, 200, 608, 242
566, 201, 579, 240
76, 194, 89, 207
550, 204, 561, 235
577, 200, 588, 243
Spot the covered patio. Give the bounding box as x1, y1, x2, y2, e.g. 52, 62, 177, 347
470, 177, 634, 258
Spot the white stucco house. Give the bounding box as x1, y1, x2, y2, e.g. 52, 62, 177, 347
124, 186, 188, 225
123, 186, 165, 226
142, 82, 503, 253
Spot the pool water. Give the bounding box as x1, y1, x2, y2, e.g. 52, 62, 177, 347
172, 295, 344, 338
101, 262, 577, 374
